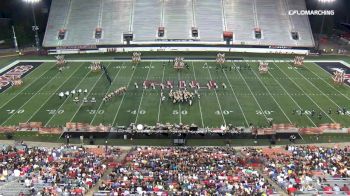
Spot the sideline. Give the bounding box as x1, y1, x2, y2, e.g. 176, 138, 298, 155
0, 53, 19, 59
0, 139, 349, 149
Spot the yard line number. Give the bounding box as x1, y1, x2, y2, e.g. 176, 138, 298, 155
6, 109, 24, 114
297, 109, 350, 116
215, 110, 233, 115
127, 110, 146, 115
173, 110, 188, 115
46, 109, 64, 115
87, 110, 105, 115
256, 110, 274, 115
114, 66, 126, 69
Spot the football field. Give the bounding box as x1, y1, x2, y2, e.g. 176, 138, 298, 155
0, 59, 349, 128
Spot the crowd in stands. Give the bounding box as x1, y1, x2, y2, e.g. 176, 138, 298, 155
1, 142, 350, 196
98, 147, 276, 195
0, 143, 121, 196
241, 145, 350, 195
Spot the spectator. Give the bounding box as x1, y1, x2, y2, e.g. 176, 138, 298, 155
102, 147, 276, 195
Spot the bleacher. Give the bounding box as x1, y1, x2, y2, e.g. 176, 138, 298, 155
256, 0, 293, 46
0, 180, 30, 196
64, 0, 101, 46
286, 0, 315, 47
163, 0, 193, 40
224, 0, 257, 45
42, 0, 71, 47
43, 0, 315, 48
99, 0, 132, 45
195, 0, 223, 42
133, 0, 161, 42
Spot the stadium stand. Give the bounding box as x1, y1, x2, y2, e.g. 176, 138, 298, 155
42, 0, 71, 47
95, 147, 278, 195
64, 0, 101, 46
286, 0, 315, 46
99, 0, 133, 45
223, 0, 257, 45
242, 146, 350, 195
0, 143, 123, 196
1, 143, 350, 195
255, 0, 293, 46
163, 0, 193, 41
195, 0, 223, 42
132, 0, 161, 42
43, 0, 315, 48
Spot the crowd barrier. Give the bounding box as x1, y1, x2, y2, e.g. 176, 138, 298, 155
0, 122, 348, 137
48, 46, 310, 55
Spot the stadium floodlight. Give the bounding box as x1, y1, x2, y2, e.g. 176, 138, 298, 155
318, 0, 336, 3
316, 0, 336, 51
23, 0, 41, 51
23, 0, 41, 3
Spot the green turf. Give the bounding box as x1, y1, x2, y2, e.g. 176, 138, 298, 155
0, 59, 350, 128
0, 55, 19, 68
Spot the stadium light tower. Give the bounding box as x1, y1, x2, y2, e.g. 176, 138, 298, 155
316, 0, 336, 51
318, 0, 336, 3
23, 0, 41, 51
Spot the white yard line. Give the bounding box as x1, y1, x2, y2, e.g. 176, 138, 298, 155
157, 65, 166, 123
191, 62, 205, 128
273, 62, 336, 123
233, 62, 269, 121
307, 62, 350, 100
112, 64, 138, 126
67, 63, 113, 124
1, 70, 61, 126
90, 63, 123, 125
268, 65, 317, 127
222, 68, 249, 127
134, 62, 152, 124
290, 63, 346, 110
246, 61, 292, 124
0, 63, 53, 109
27, 62, 86, 124
206, 65, 226, 126
0, 60, 20, 74
177, 71, 182, 124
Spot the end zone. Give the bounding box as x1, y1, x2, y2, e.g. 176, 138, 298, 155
0, 62, 43, 93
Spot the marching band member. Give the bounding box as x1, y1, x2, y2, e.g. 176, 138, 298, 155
73, 97, 79, 104
222, 83, 227, 89
59, 92, 64, 99
91, 97, 96, 103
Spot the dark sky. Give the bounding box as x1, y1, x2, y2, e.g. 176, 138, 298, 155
306, 0, 350, 33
